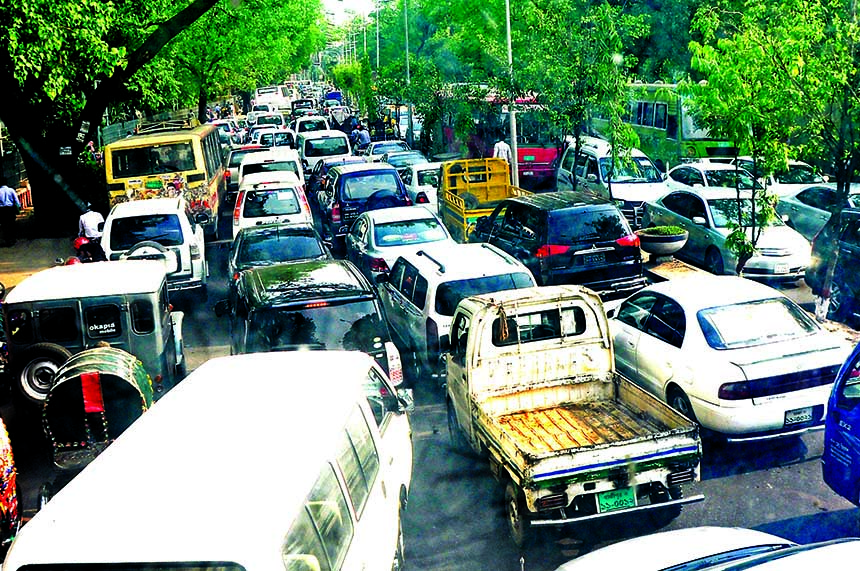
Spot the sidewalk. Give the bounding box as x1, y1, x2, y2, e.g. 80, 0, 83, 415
0, 211, 74, 291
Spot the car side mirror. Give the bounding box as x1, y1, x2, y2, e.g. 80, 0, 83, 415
396, 388, 415, 413
692, 216, 707, 226
213, 299, 231, 317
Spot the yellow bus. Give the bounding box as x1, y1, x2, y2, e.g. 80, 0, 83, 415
104, 121, 225, 238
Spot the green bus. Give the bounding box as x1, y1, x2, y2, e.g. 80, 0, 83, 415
593, 82, 736, 171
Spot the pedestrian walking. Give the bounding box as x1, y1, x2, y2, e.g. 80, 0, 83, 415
0, 177, 21, 246
493, 134, 512, 165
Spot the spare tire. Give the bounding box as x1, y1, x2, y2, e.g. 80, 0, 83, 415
15, 342, 72, 403
121, 240, 178, 273
461, 192, 480, 210
366, 189, 402, 211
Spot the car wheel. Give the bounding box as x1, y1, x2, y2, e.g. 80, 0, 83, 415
667, 387, 698, 424
828, 274, 854, 322
705, 247, 724, 275
505, 482, 532, 548
15, 343, 72, 403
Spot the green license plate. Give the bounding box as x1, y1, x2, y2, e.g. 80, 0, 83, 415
597, 488, 637, 513
524, 155, 535, 161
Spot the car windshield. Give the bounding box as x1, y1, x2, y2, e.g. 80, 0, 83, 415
229, 149, 267, 168
708, 197, 785, 228
775, 164, 825, 184
247, 300, 387, 353
299, 119, 327, 132
697, 297, 818, 349
435, 273, 535, 317
549, 208, 629, 243
256, 115, 283, 126
304, 137, 349, 157
372, 142, 409, 155
243, 160, 301, 179
598, 156, 662, 183
242, 189, 300, 218
389, 154, 426, 168
373, 219, 448, 247
237, 232, 324, 268
110, 214, 184, 250
112, 142, 196, 177
343, 172, 400, 200
704, 168, 760, 189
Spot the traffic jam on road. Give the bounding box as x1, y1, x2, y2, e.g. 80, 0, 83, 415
3, 82, 860, 571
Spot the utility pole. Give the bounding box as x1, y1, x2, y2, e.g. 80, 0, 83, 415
505, 0, 519, 187
405, 0, 413, 147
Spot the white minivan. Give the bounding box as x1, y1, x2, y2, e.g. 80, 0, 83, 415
297, 129, 352, 172
4, 351, 414, 571
232, 171, 314, 238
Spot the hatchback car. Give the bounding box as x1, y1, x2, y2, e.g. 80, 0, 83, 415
609, 275, 852, 441
363, 140, 411, 162
775, 183, 860, 241
665, 161, 760, 192
402, 161, 442, 211
643, 187, 811, 279
345, 206, 454, 281
318, 162, 413, 252
215, 259, 403, 386
471, 192, 646, 297
232, 172, 313, 239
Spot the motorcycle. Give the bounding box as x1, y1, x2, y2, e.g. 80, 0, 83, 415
56, 236, 107, 265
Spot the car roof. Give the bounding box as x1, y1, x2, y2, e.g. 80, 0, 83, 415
412, 161, 442, 171
3, 351, 381, 571
5, 260, 167, 303
242, 259, 372, 307
239, 171, 300, 187
633, 275, 789, 312
296, 129, 348, 141
108, 196, 184, 216
675, 161, 747, 172
397, 242, 532, 281
330, 162, 399, 175
235, 222, 319, 240
577, 136, 648, 158
361, 205, 438, 224
664, 186, 753, 200
507, 191, 616, 211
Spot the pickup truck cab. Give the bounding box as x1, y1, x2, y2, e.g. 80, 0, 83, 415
445, 285, 703, 546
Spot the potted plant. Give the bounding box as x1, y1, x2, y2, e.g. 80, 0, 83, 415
635, 225, 689, 256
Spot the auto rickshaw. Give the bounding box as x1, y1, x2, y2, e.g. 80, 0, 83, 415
39, 347, 153, 506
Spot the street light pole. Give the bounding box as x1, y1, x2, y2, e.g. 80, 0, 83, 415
376, 0, 380, 72
405, 0, 413, 146
505, 0, 519, 187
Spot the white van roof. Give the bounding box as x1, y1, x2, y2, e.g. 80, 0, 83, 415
4, 351, 381, 571
5, 260, 168, 304
239, 170, 301, 188
296, 128, 349, 142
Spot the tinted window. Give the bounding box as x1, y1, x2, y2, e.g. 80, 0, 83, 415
343, 172, 401, 200
435, 273, 535, 316
617, 293, 659, 330
84, 305, 123, 339
304, 137, 349, 157
242, 160, 301, 179
698, 297, 817, 350
111, 142, 196, 178
337, 405, 380, 516
110, 214, 184, 250
247, 300, 388, 353
40, 307, 78, 343
399, 264, 419, 300
548, 207, 629, 242
229, 148, 267, 168
242, 189, 300, 218
363, 367, 400, 426
237, 231, 324, 267
299, 119, 328, 132
256, 115, 284, 126
417, 169, 439, 187
130, 300, 155, 334
373, 219, 448, 247
645, 298, 686, 348
413, 275, 428, 310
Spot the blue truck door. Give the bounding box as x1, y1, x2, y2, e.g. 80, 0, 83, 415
823, 343, 860, 505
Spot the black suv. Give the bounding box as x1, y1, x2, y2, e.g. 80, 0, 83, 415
470, 191, 647, 296
805, 207, 860, 323
318, 163, 412, 252
215, 259, 403, 384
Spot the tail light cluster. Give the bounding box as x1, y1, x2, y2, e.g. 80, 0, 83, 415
370, 257, 390, 273
331, 202, 342, 224
233, 191, 245, 226
426, 318, 439, 356
718, 381, 751, 400
297, 187, 311, 218
386, 341, 404, 386
615, 234, 640, 248
415, 192, 429, 204
535, 245, 571, 258
224, 169, 231, 183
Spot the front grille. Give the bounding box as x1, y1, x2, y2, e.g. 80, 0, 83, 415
620, 202, 644, 228
748, 364, 839, 398
536, 493, 568, 510
758, 247, 792, 257
667, 469, 696, 486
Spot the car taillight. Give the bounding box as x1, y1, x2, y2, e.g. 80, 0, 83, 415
331, 202, 341, 224
385, 341, 403, 386
426, 318, 439, 355
415, 192, 429, 204
233, 191, 245, 226
404, 194, 413, 206
190, 242, 201, 260
616, 234, 640, 248
232, 271, 240, 281
224, 169, 230, 182
719, 381, 751, 400
297, 187, 311, 217
369, 257, 389, 273
535, 245, 571, 258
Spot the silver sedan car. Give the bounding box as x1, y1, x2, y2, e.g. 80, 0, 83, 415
642, 187, 811, 279
344, 206, 455, 281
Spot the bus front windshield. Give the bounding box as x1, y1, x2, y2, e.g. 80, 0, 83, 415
598, 156, 663, 183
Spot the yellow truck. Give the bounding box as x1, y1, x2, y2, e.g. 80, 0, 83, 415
439, 158, 530, 242
445, 284, 704, 546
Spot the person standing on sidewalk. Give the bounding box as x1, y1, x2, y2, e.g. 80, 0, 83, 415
493, 132, 512, 165
0, 177, 21, 246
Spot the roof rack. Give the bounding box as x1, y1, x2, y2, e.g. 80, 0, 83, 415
416, 249, 445, 273
136, 120, 193, 135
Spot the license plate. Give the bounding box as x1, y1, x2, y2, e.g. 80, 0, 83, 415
785, 406, 814, 425
582, 253, 606, 265
597, 488, 637, 513
774, 263, 789, 274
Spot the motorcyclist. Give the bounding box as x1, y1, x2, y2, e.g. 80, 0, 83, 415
77, 203, 107, 262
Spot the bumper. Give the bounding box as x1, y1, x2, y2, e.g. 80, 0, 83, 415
167, 276, 206, 292
531, 495, 705, 527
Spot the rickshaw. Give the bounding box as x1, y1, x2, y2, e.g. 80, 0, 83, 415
39, 347, 153, 506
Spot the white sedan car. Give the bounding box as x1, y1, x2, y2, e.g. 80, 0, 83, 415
609, 275, 852, 442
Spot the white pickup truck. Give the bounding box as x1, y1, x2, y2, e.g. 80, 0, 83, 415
445, 285, 704, 546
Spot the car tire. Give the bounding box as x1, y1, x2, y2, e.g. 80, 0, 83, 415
667, 387, 698, 424
705, 247, 725, 275
14, 342, 72, 404
461, 192, 480, 210
828, 273, 854, 323
505, 481, 533, 548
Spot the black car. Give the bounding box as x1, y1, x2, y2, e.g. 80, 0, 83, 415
470, 191, 647, 297
318, 163, 412, 252
805, 207, 860, 322
215, 259, 403, 384
226, 222, 330, 290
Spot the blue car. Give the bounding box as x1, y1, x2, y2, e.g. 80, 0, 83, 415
823, 341, 860, 506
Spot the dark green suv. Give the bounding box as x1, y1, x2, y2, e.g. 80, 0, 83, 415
215, 259, 404, 384
806, 207, 860, 323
